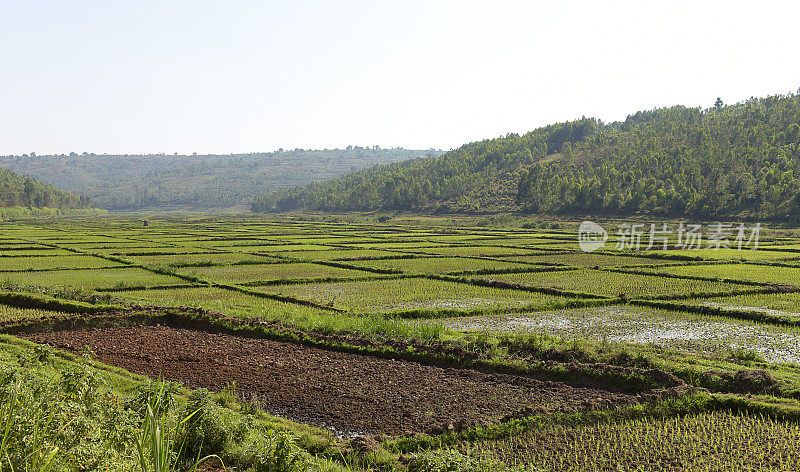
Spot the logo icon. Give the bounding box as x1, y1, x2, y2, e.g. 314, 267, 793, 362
578, 221, 608, 253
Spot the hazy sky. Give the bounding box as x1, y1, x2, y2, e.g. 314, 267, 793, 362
2, 0, 799, 155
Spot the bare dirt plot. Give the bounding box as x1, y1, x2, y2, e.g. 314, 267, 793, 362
22, 324, 639, 435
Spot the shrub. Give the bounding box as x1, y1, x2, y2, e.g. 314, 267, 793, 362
181, 389, 250, 458
0, 351, 139, 471
249, 430, 307, 472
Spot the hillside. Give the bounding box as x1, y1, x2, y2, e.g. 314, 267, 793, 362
0, 148, 440, 211
253, 92, 800, 220
0, 167, 91, 210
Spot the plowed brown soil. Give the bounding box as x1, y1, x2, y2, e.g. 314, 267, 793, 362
23, 324, 638, 435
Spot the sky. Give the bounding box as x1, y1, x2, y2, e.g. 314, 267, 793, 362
1, 0, 799, 156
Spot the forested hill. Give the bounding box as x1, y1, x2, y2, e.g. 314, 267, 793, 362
0, 167, 91, 209
0, 148, 439, 211
252, 92, 800, 220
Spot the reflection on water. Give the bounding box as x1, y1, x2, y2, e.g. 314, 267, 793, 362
701, 301, 800, 318
443, 305, 800, 364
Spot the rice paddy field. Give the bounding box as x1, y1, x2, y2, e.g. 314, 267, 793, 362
652, 262, 800, 286
263, 276, 577, 314
177, 261, 374, 284
475, 268, 746, 298
344, 256, 531, 274
675, 291, 800, 317
444, 304, 800, 363
3, 214, 800, 471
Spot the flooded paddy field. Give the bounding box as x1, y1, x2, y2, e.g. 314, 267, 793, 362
439, 304, 800, 364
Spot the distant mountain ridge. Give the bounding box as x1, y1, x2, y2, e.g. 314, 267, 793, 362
0, 167, 91, 210
0, 148, 441, 211
252, 92, 800, 220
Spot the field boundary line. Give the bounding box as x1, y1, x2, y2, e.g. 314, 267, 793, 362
308, 259, 405, 275
425, 273, 609, 300
239, 273, 411, 287
381, 297, 621, 320
96, 283, 203, 293
209, 282, 346, 313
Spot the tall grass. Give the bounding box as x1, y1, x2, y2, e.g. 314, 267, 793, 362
134, 385, 222, 472
0, 380, 60, 472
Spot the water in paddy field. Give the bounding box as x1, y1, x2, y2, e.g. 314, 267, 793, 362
700, 301, 800, 319
441, 305, 800, 364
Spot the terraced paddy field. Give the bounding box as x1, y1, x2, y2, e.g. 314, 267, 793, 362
2, 215, 800, 471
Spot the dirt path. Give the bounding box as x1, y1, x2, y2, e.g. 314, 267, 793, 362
23, 324, 637, 434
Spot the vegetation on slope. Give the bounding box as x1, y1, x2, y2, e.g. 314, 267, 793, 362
0, 167, 91, 210
254, 92, 800, 219
0, 148, 440, 211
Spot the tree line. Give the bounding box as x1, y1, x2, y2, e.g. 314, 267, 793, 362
0, 148, 437, 211
0, 168, 92, 209
253, 91, 800, 220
